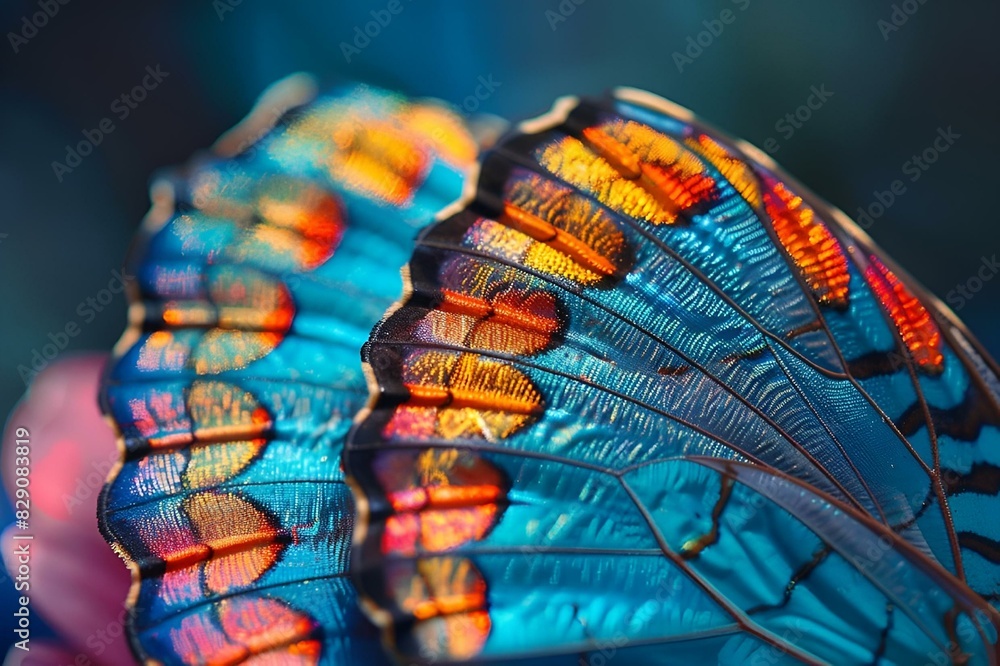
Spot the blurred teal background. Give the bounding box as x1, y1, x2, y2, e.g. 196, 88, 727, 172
0, 0, 997, 656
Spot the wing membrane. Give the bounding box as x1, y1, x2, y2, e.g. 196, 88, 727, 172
347, 89, 1000, 664
99, 81, 476, 665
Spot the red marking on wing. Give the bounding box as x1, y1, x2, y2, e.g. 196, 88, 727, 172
865, 255, 944, 374
762, 176, 850, 308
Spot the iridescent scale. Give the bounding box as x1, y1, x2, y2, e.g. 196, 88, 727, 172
99, 83, 1000, 666
98, 82, 475, 665
345, 89, 1000, 665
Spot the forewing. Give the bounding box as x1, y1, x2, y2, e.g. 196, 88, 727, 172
346, 89, 1000, 664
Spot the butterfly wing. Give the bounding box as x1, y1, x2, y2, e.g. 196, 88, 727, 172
98, 80, 476, 665
346, 89, 1000, 663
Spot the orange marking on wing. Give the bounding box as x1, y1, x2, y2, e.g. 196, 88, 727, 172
171, 612, 247, 666
285, 96, 475, 207
490, 289, 560, 332
538, 121, 716, 225
409, 573, 488, 621
466, 320, 551, 357
601, 120, 719, 212
253, 179, 344, 270
192, 330, 286, 375
763, 178, 850, 308
393, 557, 491, 660
159, 568, 203, 606
219, 598, 319, 663
382, 405, 437, 439
384, 505, 499, 555
131, 383, 273, 491
416, 505, 499, 553
466, 401, 530, 436
144, 432, 194, 450
639, 162, 713, 218
377, 448, 506, 556
162, 303, 212, 327
865, 256, 944, 374
137, 330, 189, 372
403, 384, 541, 415
404, 352, 542, 414
496, 174, 630, 283
189, 382, 273, 441
686, 133, 762, 208
159, 528, 280, 573
399, 105, 479, 167
219, 598, 314, 643
581, 126, 690, 217
440, 289, 560, 335
152, 269, 294, 374
330, 119, 428, 205
389, 484, 503, 513
581, 126, 642, 178
449, 354, 542, 409
184, 441, 265, 489
432, 611, 491, 660
425, 288, 560, 356
163, 493, 285, 592
185, 174, 345, 273
500, 203, 617, 276
382, 512, 421, 555
395, 557, 488, 616
211, 271, 295, 332
244, 641, 322, 665
387, 352, 541, 441
128, 388, 186, 442
438, 290, 493, 318
170, 597, 321, 666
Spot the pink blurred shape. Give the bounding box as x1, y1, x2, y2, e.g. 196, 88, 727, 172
2, 353, 132, 665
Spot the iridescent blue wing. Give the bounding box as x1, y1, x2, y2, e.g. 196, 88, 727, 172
346, 89, 1000, 664
98, 78, 477, 665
